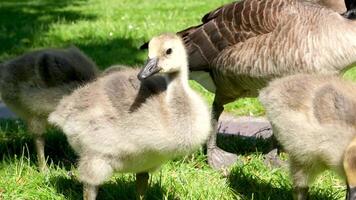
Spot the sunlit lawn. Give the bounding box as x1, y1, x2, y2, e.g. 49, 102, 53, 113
0, 0, 353, 199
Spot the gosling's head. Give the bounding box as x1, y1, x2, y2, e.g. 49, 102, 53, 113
137, 33, 187, 80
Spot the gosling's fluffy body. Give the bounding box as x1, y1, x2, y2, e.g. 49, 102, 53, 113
259, 74, 356, 198
49, 34, 211, 198
0, 46, 98, 170
50, 68, 210, 182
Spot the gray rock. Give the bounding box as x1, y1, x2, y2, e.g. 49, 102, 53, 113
217, 114, 283, 168
218, 115, 273, 139
216, 114, 277, 154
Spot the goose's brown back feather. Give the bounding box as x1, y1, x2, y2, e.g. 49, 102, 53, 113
177, 0, 356, 96
177, 0, 289, 71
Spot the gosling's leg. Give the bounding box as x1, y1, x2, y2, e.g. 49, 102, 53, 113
83, 184, 98, 200
293, 186, 309, 200
78, 157, 113, 200
28, 118, 47, 172
290, 158, 318, 200
207, 94, 237, 172
344, 136, 356, 200
136, 172, 149, 200
34, 135, 47, 172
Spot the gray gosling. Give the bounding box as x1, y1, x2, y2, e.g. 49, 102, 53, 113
48, 33, 211, 200
0, 47, 98, 171
259, 74, 356, 200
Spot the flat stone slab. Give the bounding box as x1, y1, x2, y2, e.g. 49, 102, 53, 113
218, 114, 272, 139
217, 114, 282, 168
216, 114, 276, 155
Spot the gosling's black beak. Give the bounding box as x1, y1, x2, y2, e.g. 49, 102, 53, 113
137, 57, 160, 80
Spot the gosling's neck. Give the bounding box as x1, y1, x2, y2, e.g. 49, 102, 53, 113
164, 65, 194, 132
166, 66, 189, 91
164, 64, 192, 106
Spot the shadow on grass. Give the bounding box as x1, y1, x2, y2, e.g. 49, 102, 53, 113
76, 37, 146, 69
217, 133, 279, 155
0, 0, 96, 60
50, 174, 178, 200
0, 119, 77, 169
228, 167, 343, 200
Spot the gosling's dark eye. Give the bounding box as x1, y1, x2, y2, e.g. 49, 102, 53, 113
166, 48, 172, 55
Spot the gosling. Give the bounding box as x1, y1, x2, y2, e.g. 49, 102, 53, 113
259, 74, 356, 200
48, 33, 211, 200
0, 46, 98, 171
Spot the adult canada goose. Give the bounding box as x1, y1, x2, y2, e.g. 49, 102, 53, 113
141, 0, 356, 170
259, 74, 356, 200
48, 33, 211, 200
0, 47, 98, 171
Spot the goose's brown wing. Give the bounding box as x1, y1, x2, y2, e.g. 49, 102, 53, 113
177, 0, 289, 71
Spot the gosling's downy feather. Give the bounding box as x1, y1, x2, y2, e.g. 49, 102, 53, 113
0, 46, 99, 170
259, 74, 356, 198
0, 46, 98, 117
48, 34, 211, 188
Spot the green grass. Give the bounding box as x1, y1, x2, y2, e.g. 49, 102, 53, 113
0, 119, 347, 200
0, 120, 347, 200
0, 0, 354, 199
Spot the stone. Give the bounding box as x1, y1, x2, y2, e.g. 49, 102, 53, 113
218, 114, 273, 138
216, 114, 284, 168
